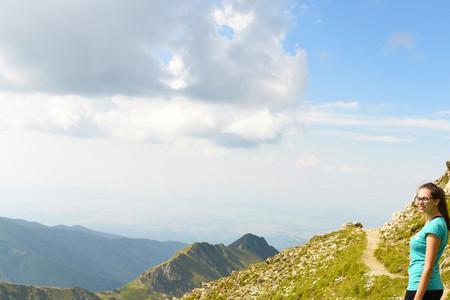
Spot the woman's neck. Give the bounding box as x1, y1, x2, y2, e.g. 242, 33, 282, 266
425, 212, 442, 223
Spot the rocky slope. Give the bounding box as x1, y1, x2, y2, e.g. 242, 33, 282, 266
99, 233, 278, 300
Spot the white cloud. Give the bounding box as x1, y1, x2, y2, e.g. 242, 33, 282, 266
0, 92, 448, 149
0, 92, 298, 148
0, 93, 95, 134
301, 111, 369, 126
222, 109, 287, 141
387, 118, 450, 131
301, 109, 450, 132
319, 130, 415, 143
0, 0, 306, 108
315, 101, 359, 110
94, 97, 219, 143
164, 55, 189, 90
213, 2, 255, 33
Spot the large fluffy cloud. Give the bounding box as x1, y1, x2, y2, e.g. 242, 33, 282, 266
0, 92, 297, 147
0, 0, 306, 108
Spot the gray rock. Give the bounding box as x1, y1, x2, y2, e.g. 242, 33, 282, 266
341, 221, 363, 229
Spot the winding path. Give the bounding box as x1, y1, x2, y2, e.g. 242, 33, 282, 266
363, 228, 449, 300
363, 228, 406, 278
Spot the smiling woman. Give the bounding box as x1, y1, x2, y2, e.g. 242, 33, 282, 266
405, 183, 450, 300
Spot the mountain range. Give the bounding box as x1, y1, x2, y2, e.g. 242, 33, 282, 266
0, 232, 278, 300
0, 217, 186, 291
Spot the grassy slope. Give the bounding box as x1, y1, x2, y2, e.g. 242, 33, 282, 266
182, 227, 407, 300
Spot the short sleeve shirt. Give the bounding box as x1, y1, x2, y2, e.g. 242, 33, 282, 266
407, 216, 448, 290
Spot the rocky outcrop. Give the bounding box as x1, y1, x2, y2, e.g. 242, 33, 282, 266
437, 161, 450, 194
341, 221, 363, 229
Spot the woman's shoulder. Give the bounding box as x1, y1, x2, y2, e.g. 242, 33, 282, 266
427, 216, 447, 227
432, 216, 447, 224
424, 216, 448, 237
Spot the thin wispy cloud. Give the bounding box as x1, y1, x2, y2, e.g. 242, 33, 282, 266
302, 108, 450, 132
319, 130, 415, 143
312, 101, 359, 110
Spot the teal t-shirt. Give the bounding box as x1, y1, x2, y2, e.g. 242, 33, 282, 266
407, 216, 448, 290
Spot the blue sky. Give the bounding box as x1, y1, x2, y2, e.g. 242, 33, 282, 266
0, 0, 448, 249
287, 0, 450, 112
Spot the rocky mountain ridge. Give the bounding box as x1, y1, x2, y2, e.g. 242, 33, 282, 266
100, 233, 278, 300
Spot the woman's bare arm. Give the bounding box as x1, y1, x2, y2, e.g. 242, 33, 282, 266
414, 233, 441, 300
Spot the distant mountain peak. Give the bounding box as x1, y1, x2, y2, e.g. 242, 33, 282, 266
229, 233, 278, 260
229, 233, 266, 247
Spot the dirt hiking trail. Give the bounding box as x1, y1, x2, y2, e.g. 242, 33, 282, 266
363, 228, 449, 300
363, 228, 406, 278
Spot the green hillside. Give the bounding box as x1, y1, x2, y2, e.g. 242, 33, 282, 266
181, 225, 406, 299
0, 217, 186, 291
99, 233, 278, 300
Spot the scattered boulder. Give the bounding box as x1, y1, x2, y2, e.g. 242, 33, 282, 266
341, 221, 363, 229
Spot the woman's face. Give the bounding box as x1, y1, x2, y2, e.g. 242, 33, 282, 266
416, 188, 439, 214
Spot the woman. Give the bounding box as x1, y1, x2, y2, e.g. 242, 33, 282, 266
405, 182, 450, 300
